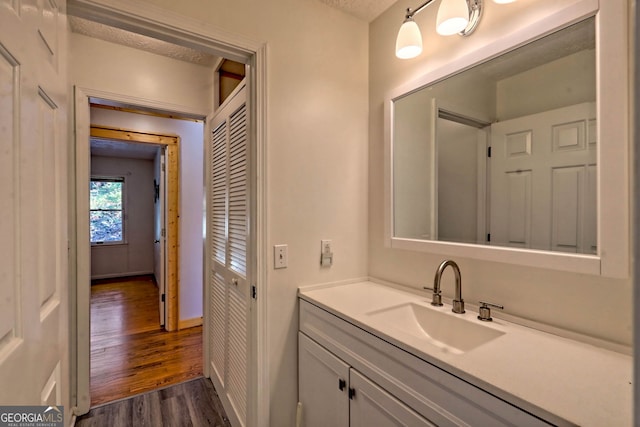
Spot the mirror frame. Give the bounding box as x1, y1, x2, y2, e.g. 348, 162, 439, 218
384, 0, 629, 278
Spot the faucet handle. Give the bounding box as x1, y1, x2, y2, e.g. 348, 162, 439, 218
423, 286, 443, 306
478, 301, 504, 322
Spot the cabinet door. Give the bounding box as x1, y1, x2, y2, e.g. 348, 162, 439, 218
350, 369, 436, 427
299, 332, 350, 427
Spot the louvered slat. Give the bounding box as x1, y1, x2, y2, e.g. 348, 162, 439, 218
227, 285, 248, 423
209, 271, 227, 387
211, 122, 227, 265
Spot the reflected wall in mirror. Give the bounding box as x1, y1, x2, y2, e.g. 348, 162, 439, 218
392, 17, 596, 255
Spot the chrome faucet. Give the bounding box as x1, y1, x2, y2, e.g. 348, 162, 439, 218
424, 260, 465, 314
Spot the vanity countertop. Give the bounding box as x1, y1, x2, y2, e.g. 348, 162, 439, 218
298, 281, 632, 427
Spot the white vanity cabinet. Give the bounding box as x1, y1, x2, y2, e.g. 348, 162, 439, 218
299, 332, 434, 427
298, 332, 349, 427
298, 298, 565, 427
349, 366, 435, 427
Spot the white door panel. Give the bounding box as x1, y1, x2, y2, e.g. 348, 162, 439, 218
350, 369, 435, 427
209, 270, 227, 387
490, 102, 596, 254
155, 150, 166, 326
0, 0, 68, 415
298, 333, 349, 427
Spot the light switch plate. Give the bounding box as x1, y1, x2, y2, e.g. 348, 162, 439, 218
274, 244, 288, 269
321, 239, 333, 267
321, 240, 332, 255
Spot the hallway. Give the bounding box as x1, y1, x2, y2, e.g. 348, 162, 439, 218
90, 276, 203, 406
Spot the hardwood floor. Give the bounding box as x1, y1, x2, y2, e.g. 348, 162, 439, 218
90, 276, 203, 406
76, 377, 231, 427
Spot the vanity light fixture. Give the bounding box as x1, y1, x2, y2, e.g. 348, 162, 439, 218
395, 0, 483, 59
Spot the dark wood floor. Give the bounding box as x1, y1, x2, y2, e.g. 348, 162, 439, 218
76, 377, 231, 427
90, 276, 203, 406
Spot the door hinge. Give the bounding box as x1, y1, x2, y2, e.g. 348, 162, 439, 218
487, 146, 492, 158
162, 228, 166, 237
161, 294, 165, 302
162, 162, 166, 172
487, 233, 491, 242
251, 285, 257, 299
348, 388, 356, 400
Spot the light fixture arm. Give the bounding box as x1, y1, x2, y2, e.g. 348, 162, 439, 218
460, 0, 483, 36
404, 0, 483, 36
404, 0, 437, 21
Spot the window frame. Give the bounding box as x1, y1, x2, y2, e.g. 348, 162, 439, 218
89, 176, 127, 246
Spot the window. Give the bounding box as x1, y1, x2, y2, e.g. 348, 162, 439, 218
90, 177, 125, 244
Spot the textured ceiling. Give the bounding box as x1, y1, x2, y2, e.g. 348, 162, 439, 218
69, 16, 218, 66
317, 0, 397, 21
91, 138, 160, 160
477, 16, 595, 81
70, 1, 395, 64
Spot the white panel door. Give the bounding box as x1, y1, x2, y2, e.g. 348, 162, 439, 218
0, 0, 69, 414
490, 102, 596, 253
207, 84, 251, 427
154, 149, 166, 326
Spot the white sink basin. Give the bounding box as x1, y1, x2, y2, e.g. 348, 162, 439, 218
366, 302, 505, 355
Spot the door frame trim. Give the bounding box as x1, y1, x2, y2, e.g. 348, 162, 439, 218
90, 125, 180, 331
68, 2, 268, 425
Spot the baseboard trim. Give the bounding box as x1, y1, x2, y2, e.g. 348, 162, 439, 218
179, 317, 203, 329
91, 271, 154, 280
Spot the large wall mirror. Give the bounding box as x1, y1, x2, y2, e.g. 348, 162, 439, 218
394, 17, 595, 253
385, 1, 629, 277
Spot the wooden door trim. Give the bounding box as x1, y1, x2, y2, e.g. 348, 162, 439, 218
90, 125, 180, 331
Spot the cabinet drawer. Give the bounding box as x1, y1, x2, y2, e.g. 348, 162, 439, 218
300, 299, 562, 427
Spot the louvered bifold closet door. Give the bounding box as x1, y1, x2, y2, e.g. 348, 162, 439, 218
208, 85, 250, 427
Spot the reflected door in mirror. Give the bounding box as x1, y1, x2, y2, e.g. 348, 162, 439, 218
489, 102, 597, 254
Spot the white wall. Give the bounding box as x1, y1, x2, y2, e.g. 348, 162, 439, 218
393, 90, 434, 239
71, 33, 213, 113
370, 0, 631, 347
437, 119, 479, 243
122, 0, 369, 424
90, 108, 205, 322
496, 49, 596, 120
90, 155, 155, 278
71, 33, 208, 323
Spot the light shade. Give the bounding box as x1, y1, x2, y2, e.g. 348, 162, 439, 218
395, 18, 423, 59
493, 0, 516, 3
436, 0, 470, 36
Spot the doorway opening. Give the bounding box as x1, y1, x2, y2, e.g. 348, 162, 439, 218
69, 2, 268, 424
87, 116, 204, 405
435, 108, 491, 245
